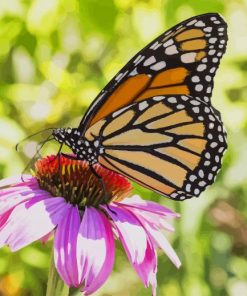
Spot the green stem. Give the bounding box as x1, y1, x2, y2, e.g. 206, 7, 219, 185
46, 250, 70, 296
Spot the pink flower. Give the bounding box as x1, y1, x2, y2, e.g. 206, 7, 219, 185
0, 155, 181, 295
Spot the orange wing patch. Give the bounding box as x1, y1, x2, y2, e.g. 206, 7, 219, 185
90, 74, 151, 126
181, 39, 207, 51
156, 147, 201, 170
146, 110, 193, 130
99, 156, 176, 195
103, 150, 187, 187
178, 138, 207, 154
89, 67, 190, 127
102, 129, 172, 146
135, 67, 190, 102
134, 102, 172, 125
167, 122, 205, 136
162, 27, 207, 63
84, 119, 106, 141
162, 26, 186, 43
136, 85, 189, 102
103, 109, 135, 137
150, 67, 189, 87
175, 29, 205, 41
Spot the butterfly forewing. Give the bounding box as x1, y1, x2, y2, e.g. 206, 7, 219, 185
79, 13, 227, 134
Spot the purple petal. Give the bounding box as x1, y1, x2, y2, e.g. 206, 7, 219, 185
127, 208, 175, 232
103, 205, 157, 292
54, 205, 81, 287
0, 182, 41, 201
0, 175, 48, 217
0, 189, 50, 216
0, 197, 69, 251
0, 209, 13, 227
77, 207, 115, 295
133, 240, 157, 290
117, 195, 179, 218
136, 214, 181, 268
103, 205, 147, 264
0, 175, 37, 188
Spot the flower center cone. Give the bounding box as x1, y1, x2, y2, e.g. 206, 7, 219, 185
35, 155, 132, 208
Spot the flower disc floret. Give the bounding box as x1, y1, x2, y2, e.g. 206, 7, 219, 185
35, 155, 132, 208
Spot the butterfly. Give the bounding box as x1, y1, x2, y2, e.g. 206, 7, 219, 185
52, 13, 228, 201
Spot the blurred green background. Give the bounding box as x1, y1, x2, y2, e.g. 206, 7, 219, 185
0, 0, 247, 295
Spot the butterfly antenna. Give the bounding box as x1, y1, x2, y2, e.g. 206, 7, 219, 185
21, 134, 54, 182
16, 127, 55, 152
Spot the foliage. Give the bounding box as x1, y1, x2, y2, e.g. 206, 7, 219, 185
0, 0, 246, 295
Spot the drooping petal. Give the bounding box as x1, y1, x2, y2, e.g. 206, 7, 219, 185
103, 205, 157, 292
0, 175, 37, 188
77, 207, 115, 295
103, 204, 147, 264
0, 197, 69, 251
136, 213, 181, 269
117, 195, 179, 217
126, 207, 175, 232
54, 205, 81, 287
133, 239, 157, 291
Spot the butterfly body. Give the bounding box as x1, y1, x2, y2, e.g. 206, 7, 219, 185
53, 128, 103, 164
52, 13, 228, 201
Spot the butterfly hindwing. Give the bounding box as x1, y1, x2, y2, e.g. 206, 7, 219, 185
85, 95, 227, 201
79, 13, 227, 133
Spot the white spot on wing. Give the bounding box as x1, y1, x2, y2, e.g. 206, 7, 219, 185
115, 70, 128, 82
204, 27, 212, 32
197, 64, 207, 72
195, 84, 203, 92
187, 19, 197, 26
134, 55, 145, 65
112, 105, 132, 117
150, 61, 166, 71
143, 56, 156, 66
165, 45, 178, 55
192, 76, 200, 83
209, 37, 217, 44
181, 52, 196, 63
167, 97, 177, 103
129, 67, 138, 76
195, 21, 205, 27
163, 39, 174, 47
138, 101, 149, 111
150, 41, 162, 50
153, 96, 166, 101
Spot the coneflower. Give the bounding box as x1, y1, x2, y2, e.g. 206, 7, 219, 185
0, 155, 180, 295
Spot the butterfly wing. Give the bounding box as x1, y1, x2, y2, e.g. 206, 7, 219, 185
85, 95, 227, 200
80, 13, 228, 200
79, 13, 227, 134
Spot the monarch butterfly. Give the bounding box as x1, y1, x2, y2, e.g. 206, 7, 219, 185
52, 13, 228, 201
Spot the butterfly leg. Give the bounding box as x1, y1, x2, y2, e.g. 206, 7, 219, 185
89, 164, 116, 215
47, 143, 64, 174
